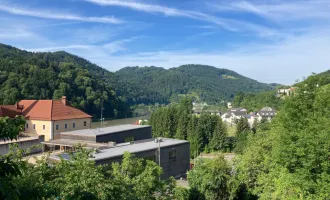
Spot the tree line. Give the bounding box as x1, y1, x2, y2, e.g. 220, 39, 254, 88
149, 98, 235, 158
232, 90, 282, 112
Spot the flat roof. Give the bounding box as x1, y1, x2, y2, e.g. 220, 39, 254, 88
49, 138, 189, 161
60, 124, 151, 136
93, 138, 188, 161
41, 139, 110, 148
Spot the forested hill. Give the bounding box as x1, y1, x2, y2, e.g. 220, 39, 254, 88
113, 65, 274, 105
0, 43, 130, 119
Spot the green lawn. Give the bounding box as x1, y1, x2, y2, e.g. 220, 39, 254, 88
227, 124, 236, 137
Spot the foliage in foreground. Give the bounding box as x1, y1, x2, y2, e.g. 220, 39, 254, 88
188, 156, 231, 200
233, 74, 330, 199
0, 146, 176, 200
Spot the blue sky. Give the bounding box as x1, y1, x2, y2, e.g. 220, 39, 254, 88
0, 0, 330, 84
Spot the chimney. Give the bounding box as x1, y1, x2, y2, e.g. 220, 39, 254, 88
61, 96, 67, 106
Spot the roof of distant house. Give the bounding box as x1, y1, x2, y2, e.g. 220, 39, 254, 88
230, 108, 247, 112
260, 107, 275, 112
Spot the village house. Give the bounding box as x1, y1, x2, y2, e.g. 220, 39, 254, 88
221, 108, 247, 124
0, 96, 92, 141
247, 107, 277, 127
277, 87, 297, 97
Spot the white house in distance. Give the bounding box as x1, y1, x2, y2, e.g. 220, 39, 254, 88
247, 107, 277, 127
222, 107, 277, 126
221, 108, 247, 125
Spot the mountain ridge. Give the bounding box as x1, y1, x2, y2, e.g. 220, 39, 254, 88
113, 64, 275, 105
0, 43, 275, 110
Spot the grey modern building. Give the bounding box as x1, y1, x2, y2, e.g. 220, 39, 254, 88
43, 124, 190, 179
59, 124, 152, 144
49, 138, 190, 179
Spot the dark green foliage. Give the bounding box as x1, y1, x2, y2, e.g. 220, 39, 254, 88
0, 43, 130, 119
234, 118, 251, 154
233, 90, 282, 111
236, 118, 250, 136
209, 117, 227, 152
150, 98, 229, 158
0, 116, 25, 141
258, 118, 270, 131
114, 65, 274, 105
234, 72, 330, 199
188, 156, 231, 200
0, 146, 176, 200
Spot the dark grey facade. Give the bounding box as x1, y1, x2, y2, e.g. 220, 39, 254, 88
94, 141, 190, 180
96, 127, 152, 143
60, 125, 152, 144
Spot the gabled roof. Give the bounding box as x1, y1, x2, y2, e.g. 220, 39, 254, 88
0, 105, 22, 118
17, 98, 92, 121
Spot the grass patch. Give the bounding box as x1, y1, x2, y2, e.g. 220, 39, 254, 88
227, 124, 236, 137
222, 74, 238, 80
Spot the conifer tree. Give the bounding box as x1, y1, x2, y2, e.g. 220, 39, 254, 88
210, 118, 228, 152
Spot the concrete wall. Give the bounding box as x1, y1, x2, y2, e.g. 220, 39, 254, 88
94, 142, 190, 180
24, 120, 52, 141
53, 118, 92, 139
0, 135, 44, 155
96, 126, 152, 143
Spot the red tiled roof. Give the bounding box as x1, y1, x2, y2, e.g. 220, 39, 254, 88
0, 105, 22, 118
51, 100, 92, 120
17, 98, 92, 121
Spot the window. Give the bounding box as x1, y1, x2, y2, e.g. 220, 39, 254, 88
56, 124, 59, 130
73, 123, 75, 128
43, 125, 45, 130
65, 124, 67, 129
125, 136, 134, 142
169, 150, 176, 160
84, 121, 87, 126
26, 124, 28, 129
33, 124, 36, 130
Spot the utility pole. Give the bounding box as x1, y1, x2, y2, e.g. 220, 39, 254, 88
100, 100, 104, 128
158, 137, 161, 180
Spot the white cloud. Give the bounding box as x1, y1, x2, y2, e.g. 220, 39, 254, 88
0, 4, 123, 24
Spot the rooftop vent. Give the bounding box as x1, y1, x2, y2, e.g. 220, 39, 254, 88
154, 138, 162, 143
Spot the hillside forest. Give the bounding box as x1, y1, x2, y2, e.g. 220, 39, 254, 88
113, 65, 275, 105
1, 71, 330, 199
0, 44, 130, 119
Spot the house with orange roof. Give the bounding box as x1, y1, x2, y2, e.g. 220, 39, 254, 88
0, 96, 92, 141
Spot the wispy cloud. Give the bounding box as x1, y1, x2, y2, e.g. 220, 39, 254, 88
84, 0, 280, 36
210, 0, 330, 22
27, 36, 141, 54
0, 4, 124, 24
